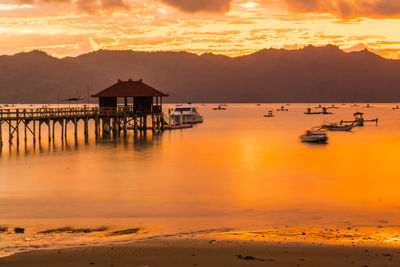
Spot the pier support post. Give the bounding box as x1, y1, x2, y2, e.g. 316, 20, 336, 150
84, 117, 88, 142
143, 116, 147, 135
0, 122, 2, 147
24, 120, 27, 143
134, 116, 138, 136
61, 119, 64, 142
157, 115, 161, 132
33, 119, 36, 146
8, 119, 12, 144
95, 116, 99, 138
74, 117, 78, 141
64, 119, 68, 140
123, 113, 127, 135
151, 115, 155, 133
112, 117, 117, 137
38, 121, 42, 142
48, 120, 51, 143
16, 109, 19, 146
52, 120, 55, 142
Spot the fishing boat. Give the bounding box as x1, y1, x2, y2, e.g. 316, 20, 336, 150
363, 104, 375, 108
165, 124, 193, 130
321, 122, 354, 131
264, 110, 274, 117
393, 105, 400, 110
300, 130, 328, 143
276, 106, 288, 111
170, 104, 203, 124
327, 104, 339, 109
213, 105, 226, 111
304, 107, 333, 115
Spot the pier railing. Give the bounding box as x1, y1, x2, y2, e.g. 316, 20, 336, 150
0, 105, 163, 121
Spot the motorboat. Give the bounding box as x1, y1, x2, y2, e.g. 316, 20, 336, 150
300, 130, 328, 143
264, 110, 274, 117
170, 104, 203, 124
213, 105, 226, 110
321, 122, 353, 131
276, 106, 288, 111
304, 107, 333, 115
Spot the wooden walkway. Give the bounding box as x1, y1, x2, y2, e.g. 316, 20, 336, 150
0, 105, 165, 146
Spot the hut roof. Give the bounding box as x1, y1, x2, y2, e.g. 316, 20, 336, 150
92, 79, 168, 98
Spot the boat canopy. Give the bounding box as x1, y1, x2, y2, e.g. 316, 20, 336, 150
174, 107, 192, 112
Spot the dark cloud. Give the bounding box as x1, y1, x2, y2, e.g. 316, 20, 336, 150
160, 0, 232, 13
284, 0, 400, 18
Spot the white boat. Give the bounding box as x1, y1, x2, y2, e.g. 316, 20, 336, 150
300, 130, 328, 143
170, 105, 203, 124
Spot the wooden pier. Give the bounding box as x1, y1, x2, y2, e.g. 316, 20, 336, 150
0, 105, 165, 147
0, 78, 169, 147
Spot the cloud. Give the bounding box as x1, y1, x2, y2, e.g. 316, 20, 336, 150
15, 0, 127, 13
283, 0, 400, 18
159, 0, 232, 13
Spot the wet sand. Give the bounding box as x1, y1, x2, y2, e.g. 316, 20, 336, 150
1, 238, 400, 267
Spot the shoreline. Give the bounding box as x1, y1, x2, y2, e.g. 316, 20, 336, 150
1, 237, 400, 266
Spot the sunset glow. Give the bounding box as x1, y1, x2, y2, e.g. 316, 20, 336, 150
0, 0, 399, 58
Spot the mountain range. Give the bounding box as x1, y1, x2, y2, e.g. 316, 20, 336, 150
0, 45, 399, 103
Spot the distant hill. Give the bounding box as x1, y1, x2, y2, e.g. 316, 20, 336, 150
0, 45, 400, 103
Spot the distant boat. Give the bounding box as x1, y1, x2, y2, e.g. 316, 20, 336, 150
264, 110, 274, 117
393, 105, 400, 110
213, 105, 226, 110
363, 104, 375, 108
321, 122, 354, 131
300, 130, 328, 143
170, 104, 203, 124
276, 106, 288, 111
304, 107, 333, 115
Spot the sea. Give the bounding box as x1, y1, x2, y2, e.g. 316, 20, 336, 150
1, 103, 400, 256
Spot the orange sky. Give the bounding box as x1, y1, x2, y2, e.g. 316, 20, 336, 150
0, 0, 399, 59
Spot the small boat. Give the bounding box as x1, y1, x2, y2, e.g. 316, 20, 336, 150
213, 105, 226, 111
170, 104, 203, 124
321, 122, 353, 131
165, 124, 193, 130
276, 106, 288, 111
300, 130, 328, 143
304, 107, 333, 115
363, 104, 375, 108
393, 105, 400, 110
264, 110, 274, 117
328, 104, 339, 109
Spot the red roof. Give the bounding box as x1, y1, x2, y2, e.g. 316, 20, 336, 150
93, 79, 168, 98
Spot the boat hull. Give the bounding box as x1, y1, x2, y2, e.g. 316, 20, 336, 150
300, 136, 328, 143
171, 114, 203, 124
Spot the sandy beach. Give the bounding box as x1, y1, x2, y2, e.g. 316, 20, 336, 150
1, 237, 400, 267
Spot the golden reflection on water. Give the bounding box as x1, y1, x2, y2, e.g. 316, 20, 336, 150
1, 103, 400, 254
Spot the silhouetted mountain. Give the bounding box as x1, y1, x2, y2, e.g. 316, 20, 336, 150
0, 45, 400, 103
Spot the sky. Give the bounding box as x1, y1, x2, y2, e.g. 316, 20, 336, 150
0, 0, 399, 59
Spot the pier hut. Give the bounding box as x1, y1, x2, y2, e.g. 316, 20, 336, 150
92, 79, 169, 135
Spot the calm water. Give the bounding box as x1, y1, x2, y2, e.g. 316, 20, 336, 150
1, 103, 400, 255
